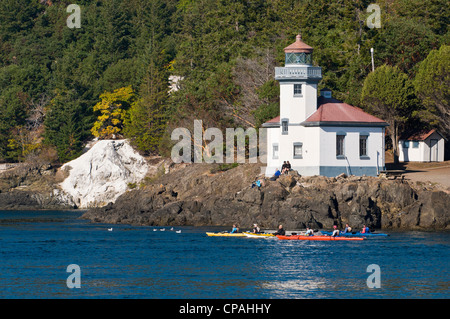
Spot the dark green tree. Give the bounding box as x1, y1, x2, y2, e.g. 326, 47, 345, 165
361, 65, 418, 163
414, 45, 450, 134
43, 90, 89, 162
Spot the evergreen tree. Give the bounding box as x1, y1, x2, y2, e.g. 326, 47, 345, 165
414, 45, 450, 134
361, 65, 418, 163
44, 90, 85, 163
124, 61, 169, 154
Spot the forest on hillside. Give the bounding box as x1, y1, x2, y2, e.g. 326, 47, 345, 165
0, 0, 448, 164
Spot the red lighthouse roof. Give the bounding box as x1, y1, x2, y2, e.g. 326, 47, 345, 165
284, 34, 313, 53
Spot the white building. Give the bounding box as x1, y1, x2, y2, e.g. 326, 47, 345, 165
398, 129, 446, 162
263, 35, 388, 177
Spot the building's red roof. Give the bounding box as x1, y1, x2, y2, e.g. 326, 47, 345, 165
400, 129, 447, 141
262, 97, 388, 127
304, 96, 387, 124
265, 115, 280, 123
402, 129, 436, 141
284, 34, 313, 53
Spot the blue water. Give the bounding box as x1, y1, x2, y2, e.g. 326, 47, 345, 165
0, 210, 448, 299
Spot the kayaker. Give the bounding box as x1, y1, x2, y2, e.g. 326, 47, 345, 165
230, 224, 239, 233
331, 225, 340, 237
361, 224, 370, 234
305, 227, 314, 236
273, 224, 285, 236
342, 224, 352, 234
252, 224, 261, 233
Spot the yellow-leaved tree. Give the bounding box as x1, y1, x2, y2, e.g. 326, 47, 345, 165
91, 86, 136, 139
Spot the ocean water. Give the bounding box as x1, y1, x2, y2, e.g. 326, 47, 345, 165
0, 210, 448, 299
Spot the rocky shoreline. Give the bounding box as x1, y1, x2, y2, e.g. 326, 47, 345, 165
81, 163, 450, 231
0, 162, 76, 210
1, 160, 449, 230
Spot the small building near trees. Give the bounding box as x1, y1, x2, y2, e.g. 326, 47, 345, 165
398, 129, 446, 162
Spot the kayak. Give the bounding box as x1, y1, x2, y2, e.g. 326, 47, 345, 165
243, 232, 275, 238
206, 232, 246, 237
321, 231, 389, 237
276, 235, 364, 241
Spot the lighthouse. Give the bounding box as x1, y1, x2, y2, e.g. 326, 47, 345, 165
263, 35, 388, 177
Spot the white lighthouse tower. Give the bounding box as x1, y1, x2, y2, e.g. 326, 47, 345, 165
263, 34, 322, 176
277, 34, 322, 125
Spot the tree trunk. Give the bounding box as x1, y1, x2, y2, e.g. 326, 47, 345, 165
391, 121, 399, 164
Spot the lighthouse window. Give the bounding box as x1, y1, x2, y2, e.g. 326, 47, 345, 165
272, 144, 279, 159
293, 142, 303, 159
336, 134, 345, 158
294, 84, 302, 96
359, 135, 368, 157
281, 119, 289, 135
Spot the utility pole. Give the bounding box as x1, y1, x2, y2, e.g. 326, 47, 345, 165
370, 48, 375, 72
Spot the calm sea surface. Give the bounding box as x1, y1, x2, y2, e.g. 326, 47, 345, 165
0, 210, 448, 299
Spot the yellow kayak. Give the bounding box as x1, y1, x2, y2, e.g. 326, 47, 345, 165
206, 232, 246, 237
243, 232, 275, 238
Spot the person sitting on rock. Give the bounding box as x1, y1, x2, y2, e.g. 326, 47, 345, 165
270, 169, 281, 181
281, 161, 287, 174
284, 161, 292, 174
251, 179, 264, 188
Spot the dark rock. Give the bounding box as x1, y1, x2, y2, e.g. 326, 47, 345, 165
74, 163, 449, 231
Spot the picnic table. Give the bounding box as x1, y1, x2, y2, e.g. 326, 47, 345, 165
379, 170, 406, 181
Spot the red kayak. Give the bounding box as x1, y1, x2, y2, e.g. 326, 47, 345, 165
276, 235, 364, 241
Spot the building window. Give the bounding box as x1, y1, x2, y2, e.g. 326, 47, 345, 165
293, 142, 303, 159
403, 140, 410, 148
281, 119, 288, 135
336, 134, 345, 158
412, 141, 419, 148
294, 84, 302, 96
272, 144, 279, 159
359, 135, 368, 157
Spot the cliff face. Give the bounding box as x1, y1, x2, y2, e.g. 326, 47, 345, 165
0, 163, 76, 210
82, 163, 450, 231
0, 139, 151, 210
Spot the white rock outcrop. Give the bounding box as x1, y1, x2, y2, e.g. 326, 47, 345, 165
60, 139, 148, 208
